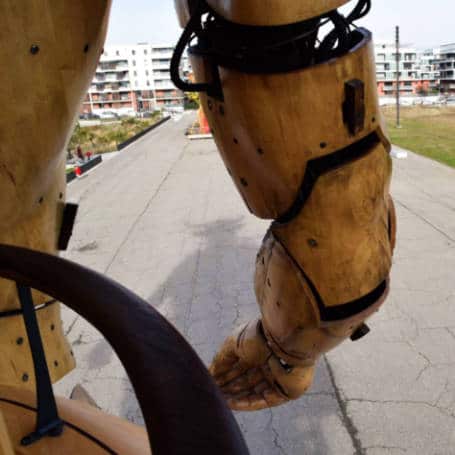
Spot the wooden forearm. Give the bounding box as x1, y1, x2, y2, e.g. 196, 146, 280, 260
176, 0, 396, 408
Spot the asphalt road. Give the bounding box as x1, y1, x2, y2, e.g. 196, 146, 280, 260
56, 113, 455, 454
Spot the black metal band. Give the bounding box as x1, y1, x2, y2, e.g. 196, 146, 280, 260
16, 284, 64, 446
0, 299, 57, 320
275, 132, 381, 225
171, 0, 372, 97
273, 235, 388, 322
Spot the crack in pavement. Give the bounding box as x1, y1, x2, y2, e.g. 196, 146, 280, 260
324, 356, 364, 455
103, 142, 190, 276
395, 199, 455, 243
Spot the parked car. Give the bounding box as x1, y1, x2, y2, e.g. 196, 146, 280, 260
79, 112, 100, 120
98, 111, 119, 120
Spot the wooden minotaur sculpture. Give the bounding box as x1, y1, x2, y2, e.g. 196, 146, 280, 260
172, 0, 396, 410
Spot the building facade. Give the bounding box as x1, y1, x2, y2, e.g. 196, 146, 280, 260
81, 43, 184, 116
437, 43, 455, 94
374, 43, 440, 97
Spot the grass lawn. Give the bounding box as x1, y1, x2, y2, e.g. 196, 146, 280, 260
383, 106, 455, 168
69, 114, 162, 155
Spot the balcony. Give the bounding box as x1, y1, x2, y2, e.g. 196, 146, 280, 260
97, 64, 129, 72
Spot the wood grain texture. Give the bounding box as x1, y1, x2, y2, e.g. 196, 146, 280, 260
0, 411, 14, 455
192, 31, 385, 219
256, 232, 391, 367
0, 304, 75, 389
206, 0, 350, 25
272, 142, 392, 308
0, 386, 150, 455
0, 0, 111, 386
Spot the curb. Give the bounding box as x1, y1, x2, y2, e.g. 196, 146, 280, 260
117, 116, 171, 150
66, 155, 103, 183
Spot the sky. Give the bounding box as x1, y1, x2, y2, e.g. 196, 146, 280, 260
106, 0, 454, 49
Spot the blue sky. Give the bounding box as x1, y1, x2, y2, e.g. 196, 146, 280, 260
106, 0, 454, 49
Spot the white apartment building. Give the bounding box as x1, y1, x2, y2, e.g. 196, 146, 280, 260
437, 43, 455, 94
374, 42, 440, 96
81, 43, 185, 116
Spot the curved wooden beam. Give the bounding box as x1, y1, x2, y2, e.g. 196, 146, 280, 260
0, 245, 249, 455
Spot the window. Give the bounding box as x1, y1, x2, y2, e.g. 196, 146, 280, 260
116, 50, 120, 56
144, 49, 148, 55
132, 50, 136, 55
145, 70, 149, 76
133, 60, 136, 66
134, 71, 137, 76
147, 81, 150, 86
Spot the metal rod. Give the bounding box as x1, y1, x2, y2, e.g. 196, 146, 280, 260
395, 25, 401, 128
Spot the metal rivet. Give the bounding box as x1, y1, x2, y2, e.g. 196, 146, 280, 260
30, 44, 40, 55
240, 178, 248, 187
38, 196, 44, 204
320, 142, 327, 149
267, 278, 271, 287
257, 148, 264, 155
22, 373, 29, 382
219, 105, 225, 115
233, 138, 239, 144
308, 239, 318, 248
372, 117, 376, 123
70, 350, 74, 357
59, 192, 63, 199
262, 257, 265, 265
276, 301, 281, 307
84, 44, 90, 53
50, 324, 55, 331
16, 337, 24, 346
54, 361, 59, 367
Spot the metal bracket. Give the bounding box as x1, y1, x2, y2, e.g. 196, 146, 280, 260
343, 79, 366, 136
58, 203, 79, 251
16, 284, 64, 446
350, 323, 370, 341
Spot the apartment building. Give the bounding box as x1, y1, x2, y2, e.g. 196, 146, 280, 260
374, 42, 439, 96
81, 43, 184, 116
437, 43, 455, 94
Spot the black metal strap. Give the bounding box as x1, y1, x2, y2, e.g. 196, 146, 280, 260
171, 0, 371, 93
16, 284, 64, 446
58, 203, 79, 251
275, 132, 381, 225
0, 299, 57, 320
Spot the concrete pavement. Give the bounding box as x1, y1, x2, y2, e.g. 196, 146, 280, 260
56, 115, 455, 454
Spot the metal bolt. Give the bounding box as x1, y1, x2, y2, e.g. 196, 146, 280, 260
30, 44, 40, 55
16, 337, 24, 346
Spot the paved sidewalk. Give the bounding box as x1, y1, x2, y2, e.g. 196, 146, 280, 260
56, 117, 455, 454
